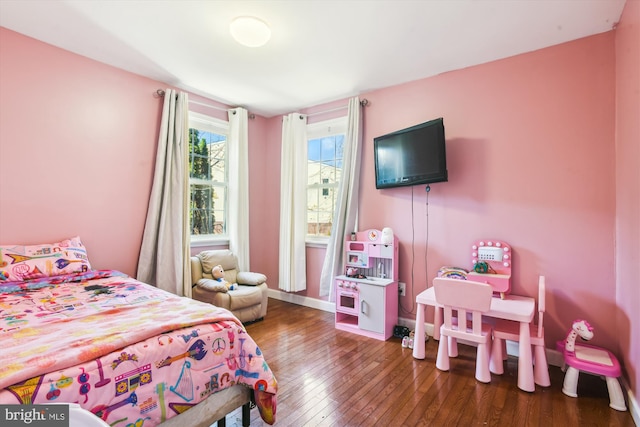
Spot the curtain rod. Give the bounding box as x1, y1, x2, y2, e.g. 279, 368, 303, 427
155, 89, 255, 119
304, 99, 369, 119
156, 89, 369, 119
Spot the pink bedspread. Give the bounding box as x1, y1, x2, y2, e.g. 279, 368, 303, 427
0, 270, 277, 425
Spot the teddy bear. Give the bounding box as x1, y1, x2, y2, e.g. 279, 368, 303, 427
212, 264, 237, 291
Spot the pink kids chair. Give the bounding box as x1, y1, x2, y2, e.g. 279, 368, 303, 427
434, 278, 494, 383
490, 275, 550, 387
557, 319, 627, 411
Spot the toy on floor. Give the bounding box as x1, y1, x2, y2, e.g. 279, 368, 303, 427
557, 319, 627, 411
401, 331, 415, 349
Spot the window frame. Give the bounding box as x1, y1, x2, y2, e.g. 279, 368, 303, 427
188, 111, 230, 246
306, 117, 348, 246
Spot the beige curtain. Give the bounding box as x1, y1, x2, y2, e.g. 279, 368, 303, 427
278, 113, 308, 292
319, 97, 363, 298
137, 89, 191, 297
227, 107, 250, 271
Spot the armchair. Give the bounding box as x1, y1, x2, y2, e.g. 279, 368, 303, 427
191, 249, 268, 323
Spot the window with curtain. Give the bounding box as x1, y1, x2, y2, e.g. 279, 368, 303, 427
307, 117, 347, 240
188, 112, 229, 243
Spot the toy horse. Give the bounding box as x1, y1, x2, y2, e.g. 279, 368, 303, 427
563, 319, 594, 353
557, 319, 626, 411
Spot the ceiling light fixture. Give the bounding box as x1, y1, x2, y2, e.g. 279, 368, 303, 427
230, 16, 271, 48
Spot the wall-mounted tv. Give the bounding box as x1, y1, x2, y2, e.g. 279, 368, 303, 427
374, 117, 448, 189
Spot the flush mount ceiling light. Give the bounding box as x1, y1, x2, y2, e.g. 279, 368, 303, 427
230, 16, 271, 47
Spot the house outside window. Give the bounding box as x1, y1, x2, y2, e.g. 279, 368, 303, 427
189, 112, 229, 243
307, 117, 347, 240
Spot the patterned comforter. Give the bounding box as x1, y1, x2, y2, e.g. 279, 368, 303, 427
0, 270, 277, 425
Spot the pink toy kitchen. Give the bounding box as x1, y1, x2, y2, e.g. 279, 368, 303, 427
335, 228, 399, 341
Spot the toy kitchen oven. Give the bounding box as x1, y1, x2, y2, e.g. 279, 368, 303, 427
335, 229, 399, 341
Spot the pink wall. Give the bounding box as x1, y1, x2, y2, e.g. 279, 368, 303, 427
615, 0, 640, 401
247, 115, 281, 287
0, 28, 161, 276
359, 33, 618, 354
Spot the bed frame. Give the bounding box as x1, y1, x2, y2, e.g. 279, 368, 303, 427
159, 384, 252, 427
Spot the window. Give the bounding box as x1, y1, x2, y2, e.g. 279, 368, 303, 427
189, 112, 229, 241
307, 117, 347, 239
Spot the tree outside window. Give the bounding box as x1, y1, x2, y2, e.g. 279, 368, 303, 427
189, 113, 228, 239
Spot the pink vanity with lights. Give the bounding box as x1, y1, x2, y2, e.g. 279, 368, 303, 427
467, 240, 512, 298
335, 229, 399, 340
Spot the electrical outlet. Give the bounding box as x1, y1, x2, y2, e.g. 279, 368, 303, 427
398, 282, 406, 297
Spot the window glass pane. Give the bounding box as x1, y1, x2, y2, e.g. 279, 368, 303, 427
190, 130, 226, 180
209, 144, 226, 182
308, 138, 321, 162
335, 135, 344, 168
321, 137, 335, 160
308, 187, 319, 210
318, 206, 333, 235
190, 184, 216, 235
306, 122, 346, 238
308, 160, 321, 186
307, 211, 318, 232
188, 114, 228, 238
212, 195, 226, 234
319, 164, 334, 184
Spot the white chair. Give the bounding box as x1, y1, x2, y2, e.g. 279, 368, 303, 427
434, 278, 494, 383
490, 275, 550, 387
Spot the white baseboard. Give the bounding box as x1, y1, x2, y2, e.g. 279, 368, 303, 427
621, 378, 640, 425
267, 288, 335, 313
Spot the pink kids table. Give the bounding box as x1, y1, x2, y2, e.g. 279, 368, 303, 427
413, 286, 536, 392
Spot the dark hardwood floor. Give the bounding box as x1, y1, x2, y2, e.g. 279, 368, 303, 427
224, 299, 634, 427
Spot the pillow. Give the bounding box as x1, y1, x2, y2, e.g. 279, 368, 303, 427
0, 236, 92, 283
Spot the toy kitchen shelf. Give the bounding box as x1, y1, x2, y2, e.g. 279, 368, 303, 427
335, 229, 398, 341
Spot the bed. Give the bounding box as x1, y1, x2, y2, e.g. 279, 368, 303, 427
0, 237, 277, 426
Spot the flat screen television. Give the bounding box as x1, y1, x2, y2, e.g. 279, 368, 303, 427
374, 117, 448, 189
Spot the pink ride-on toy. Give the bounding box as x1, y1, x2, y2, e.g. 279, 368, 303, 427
557, 319, 627, 411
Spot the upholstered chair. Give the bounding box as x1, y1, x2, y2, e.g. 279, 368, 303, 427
191, 249, 268, 323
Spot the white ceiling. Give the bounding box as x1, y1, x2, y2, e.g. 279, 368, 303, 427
0, 0, 626, 118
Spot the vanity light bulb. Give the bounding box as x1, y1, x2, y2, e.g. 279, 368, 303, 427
503, 255, 509, 260
495, 242, 501, 247
479, 241, 485, 246
503, 247, 509, 252
487, 241, 493, 246
504, 262, 510, 267
472, 252, 477, 257
472, 245, 478, 250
